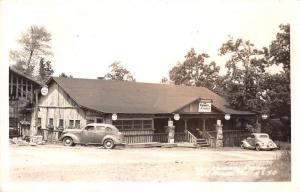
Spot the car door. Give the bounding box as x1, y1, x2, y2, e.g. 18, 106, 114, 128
94, 126, 106, 143
82, 125, 96, 143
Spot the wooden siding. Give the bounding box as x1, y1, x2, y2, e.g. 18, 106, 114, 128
36, 82, 87, 130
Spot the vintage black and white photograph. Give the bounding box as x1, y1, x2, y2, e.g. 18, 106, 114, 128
0, 0, 298, 191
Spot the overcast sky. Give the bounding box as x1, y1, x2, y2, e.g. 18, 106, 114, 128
1, 0, 292, 83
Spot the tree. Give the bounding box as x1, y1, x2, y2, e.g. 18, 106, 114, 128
168, 48, 220, 91
9, 25, 52, 77
219, 37, 268, 112
160, 77, 171, 84
104, 61, 135, 81
261, 73, 290, 118
38, 58, 54, 82
59, 72, 73, 78
269, 24, 290, 74
263, 24, 290, 119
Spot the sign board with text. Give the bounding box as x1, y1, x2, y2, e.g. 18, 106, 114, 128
198, 99, 212, 112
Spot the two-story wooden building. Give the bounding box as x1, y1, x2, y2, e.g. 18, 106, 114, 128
32, 77, 256, 146
9, 66, 43, 138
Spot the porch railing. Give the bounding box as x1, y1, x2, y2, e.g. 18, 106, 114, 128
174, 132, 187, 143
223, 130, 251, 147
123, 131, 198, 144
124, 134, 154, 144
153, 133, 168, 143
203, 131, 216, 147
203, 130, 251, 147
186, 131, 197, 144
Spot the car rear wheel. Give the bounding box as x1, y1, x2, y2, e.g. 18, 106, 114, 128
63, 137, 74, 146
255, 144, 261, 151
241, 143, 245, 149
103, 139, 115, 149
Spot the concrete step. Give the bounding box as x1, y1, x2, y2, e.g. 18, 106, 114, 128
176, 142, 198, 148
126, 142, 163, 148
197, 143, 210, 147
196, 139, 206, 142
160, 143, 177, 148
197, 142, 209, 145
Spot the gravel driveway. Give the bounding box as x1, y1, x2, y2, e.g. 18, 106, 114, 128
9, 145, 284, 182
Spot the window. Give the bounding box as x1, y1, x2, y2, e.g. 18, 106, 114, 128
38, 118, 42, 126
87, 119, 94, 124
123, 120, 132, 129
112, 119, 153, 130
49, 118, 54, 126
96, 126, 105, 131
69, 120, 74, 128
85, 125, 95, 131
113, 120, 122, 130
105, 127, 113, 132
59, 119, 64, 128
75, 120, 80, 128
133, 120, 142, 129
96, 118, 103, 123
143, 120, 152, 129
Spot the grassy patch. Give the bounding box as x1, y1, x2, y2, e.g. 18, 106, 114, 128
258, 150, 291, 181
275, 141, 291, 150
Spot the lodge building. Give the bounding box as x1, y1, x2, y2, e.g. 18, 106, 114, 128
30, 77, 256, 147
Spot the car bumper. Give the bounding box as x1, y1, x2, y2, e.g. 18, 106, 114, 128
260, 146, 279, 150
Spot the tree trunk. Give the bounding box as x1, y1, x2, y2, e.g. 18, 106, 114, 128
27, 50, 33, 68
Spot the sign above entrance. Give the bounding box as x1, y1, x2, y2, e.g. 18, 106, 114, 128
198, 99, 212, 113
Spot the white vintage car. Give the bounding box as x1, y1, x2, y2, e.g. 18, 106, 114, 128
241, 133, 279, 151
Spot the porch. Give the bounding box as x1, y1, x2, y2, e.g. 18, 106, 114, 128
120, 115, 253, 147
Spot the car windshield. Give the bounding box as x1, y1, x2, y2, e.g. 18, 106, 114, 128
259, 135, 269, 138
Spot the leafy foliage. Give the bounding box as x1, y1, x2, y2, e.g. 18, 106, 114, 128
104, 61, 135, 81
9, 25, 52, 77
260, 73, 290, 118
38, 58, 54, 83
269, 24, 290, 74
169, 48, 220, 91
59, 73, 73, 78
219, 37, 268, 112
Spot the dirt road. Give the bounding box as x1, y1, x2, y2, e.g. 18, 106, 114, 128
9, 145, 284, 182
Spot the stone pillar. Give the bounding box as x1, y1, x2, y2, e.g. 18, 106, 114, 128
215, 120, 223, 147
165, 120, 175, 143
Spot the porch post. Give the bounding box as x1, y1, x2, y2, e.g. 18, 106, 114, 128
31, 88, 39, 137
184, 119, 187, 132
202, 118, 206, 131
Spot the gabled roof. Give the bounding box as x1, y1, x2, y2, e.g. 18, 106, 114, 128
49, 77, 255, 115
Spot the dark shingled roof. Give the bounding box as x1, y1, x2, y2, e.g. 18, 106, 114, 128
50, 77, 255, 115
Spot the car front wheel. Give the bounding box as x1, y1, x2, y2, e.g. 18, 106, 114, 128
103, 139, 115, 149
63, 137, 74, 146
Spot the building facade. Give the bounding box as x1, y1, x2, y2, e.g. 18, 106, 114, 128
32, 77, 257, 146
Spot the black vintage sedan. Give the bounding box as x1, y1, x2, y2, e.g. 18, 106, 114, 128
59, 123, 125, 149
